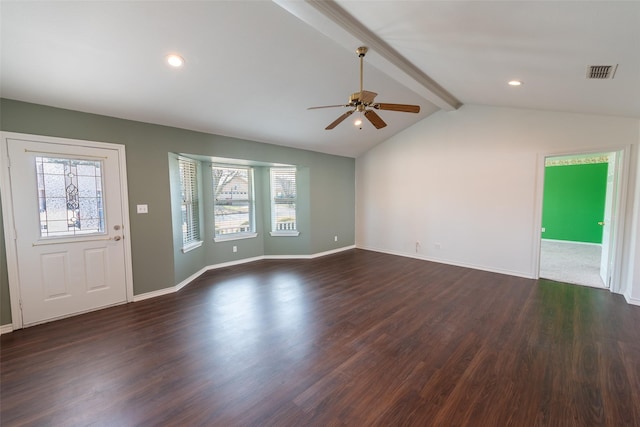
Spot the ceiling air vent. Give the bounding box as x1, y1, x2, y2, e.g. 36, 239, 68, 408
586, 64, 618, 79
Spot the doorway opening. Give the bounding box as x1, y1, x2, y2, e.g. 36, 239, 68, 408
539, 150, 622, 289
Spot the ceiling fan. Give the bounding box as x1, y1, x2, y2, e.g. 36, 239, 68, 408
308, 46, 420, 130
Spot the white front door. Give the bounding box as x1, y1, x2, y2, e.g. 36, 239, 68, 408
2, 133, 132, 327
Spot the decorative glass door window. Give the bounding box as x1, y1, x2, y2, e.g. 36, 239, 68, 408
35, 156, 105, 237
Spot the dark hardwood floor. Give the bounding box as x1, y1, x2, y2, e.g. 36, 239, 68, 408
2, 249, 639, 426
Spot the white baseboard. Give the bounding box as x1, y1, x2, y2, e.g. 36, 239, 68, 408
204, 255, 266, 271
132, 246, 356, 302
265, 245, 356, 260
132, 286, 177, 302
0, 324, 14, 335
312, 245, 357, 258
356, 245, 534, 280
624, 292, 640, 306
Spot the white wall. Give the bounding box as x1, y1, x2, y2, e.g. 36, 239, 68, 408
356, 105, 640, 300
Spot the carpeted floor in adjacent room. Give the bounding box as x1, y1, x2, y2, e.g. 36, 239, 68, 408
539, 239, 605, 288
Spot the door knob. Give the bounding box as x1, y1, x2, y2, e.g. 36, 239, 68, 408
113, 236, 122, 241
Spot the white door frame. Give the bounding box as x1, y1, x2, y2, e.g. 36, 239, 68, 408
532, 145, 631, 294
1, 132, 134, 330
600, 152, 618, 287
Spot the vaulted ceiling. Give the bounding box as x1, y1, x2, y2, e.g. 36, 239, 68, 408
2, 1, 639, 157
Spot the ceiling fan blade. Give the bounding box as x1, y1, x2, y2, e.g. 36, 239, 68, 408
374, 103, 421, 113
326, 110, 354, 130
364, 110, 387, 129
307, 104, 348, 110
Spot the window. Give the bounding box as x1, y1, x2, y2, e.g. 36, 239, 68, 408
36, 156, 105, 237
179, 157, 201, 251
212, 165, 256, 240
270, 167, 298, 236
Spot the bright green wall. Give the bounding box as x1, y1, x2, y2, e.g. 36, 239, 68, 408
0, 99, 355, 326
541, 163, 607, 243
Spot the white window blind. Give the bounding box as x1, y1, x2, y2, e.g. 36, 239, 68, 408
212, 165, 255, 237
270, 168, 297, 233
179, 157, 200, 247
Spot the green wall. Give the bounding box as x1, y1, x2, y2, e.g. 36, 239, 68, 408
541, 163, 607, 243
0, 99, 355, 326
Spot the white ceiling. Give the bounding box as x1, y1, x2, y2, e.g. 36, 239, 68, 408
1, 1, 639, 158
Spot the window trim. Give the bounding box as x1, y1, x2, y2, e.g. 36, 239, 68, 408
181, 240, 203, 253
269, 230, 300, 237
214, 232, 258, 243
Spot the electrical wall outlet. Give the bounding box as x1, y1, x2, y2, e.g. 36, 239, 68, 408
232, 246, 237, 253
136, 204, 148, 214
334, 235, 338, 242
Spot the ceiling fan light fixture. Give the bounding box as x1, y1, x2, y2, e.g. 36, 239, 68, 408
309, 46, 419, 130
166, 54, 185, 68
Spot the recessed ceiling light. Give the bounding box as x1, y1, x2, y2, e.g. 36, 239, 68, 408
166, 54, 184, 68
508, 80, 523, 86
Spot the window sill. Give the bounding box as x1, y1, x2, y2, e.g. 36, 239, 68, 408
214, 232, 258, 243
182, 240, 203, 253
269, 231, 300, 237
